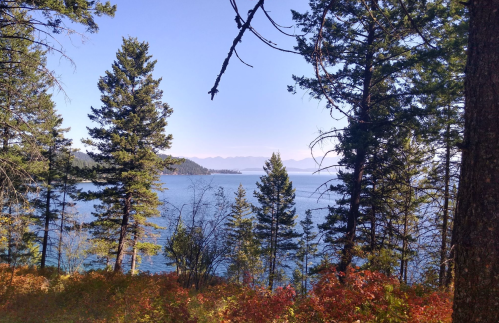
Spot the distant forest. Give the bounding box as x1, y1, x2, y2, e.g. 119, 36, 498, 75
72, 152, 240, 175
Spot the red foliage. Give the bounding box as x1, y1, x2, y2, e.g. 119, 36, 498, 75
220, 285, 296, 323
295, 267, 452, 323
0, 265, 452, 323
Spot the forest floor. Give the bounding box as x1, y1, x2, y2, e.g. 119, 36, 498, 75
0, 264, 452, 323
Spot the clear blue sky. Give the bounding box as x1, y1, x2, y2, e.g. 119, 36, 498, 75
46, 0, 344, 160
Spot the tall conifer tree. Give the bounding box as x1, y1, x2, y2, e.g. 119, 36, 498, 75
0, 10, 59, 265
83, 37, 178, 272
226, 184, 261, 284
291, 0, 453, 274
254, 153, 299, 290
293, 210, 319, 296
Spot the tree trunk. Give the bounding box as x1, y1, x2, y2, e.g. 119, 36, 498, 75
371, 176, 377, 253
41, 146, 53, 269
338, 5, 375, 273
114, 192, 132, 272
452, 1, 499, 321
445, 196, 458, 288
400, 183, 411, 284
58, 149, 71, 274
439, 122, 451, 287
269, 212, 279, 290
130, 228, 138, 275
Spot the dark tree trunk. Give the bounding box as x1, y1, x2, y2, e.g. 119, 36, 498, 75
114, 192, 132, 272
269, 212, 279, 290
338, 5, 375, 273
40, 146, 53, 269
452, 1, 499, 321
371, 172, 377, 253
57, 149, 71, 274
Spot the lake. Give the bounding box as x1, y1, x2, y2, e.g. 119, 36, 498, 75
70, 171, 339, 273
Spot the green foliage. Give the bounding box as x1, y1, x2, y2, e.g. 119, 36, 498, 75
0, 10, 61, 267
293, 210, 319, 296
83, 37, 179, 272
225, 184, 262, 284
254, 153, 299, 290
162, 156, 210, 175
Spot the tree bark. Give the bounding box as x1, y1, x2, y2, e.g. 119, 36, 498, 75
58, 149, 71, 274
439, 122, 451, 287
452, 1, 499, 321
40, 146, 53, 269
114, 192, 132, 272
130, 227, 138, 275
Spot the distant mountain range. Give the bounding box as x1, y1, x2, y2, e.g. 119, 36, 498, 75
188, 156, 340, 172
73, 153, 340, 174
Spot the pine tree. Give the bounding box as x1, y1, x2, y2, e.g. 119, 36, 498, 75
0, 10, 59, 266
293, 209, 318, 296
291, 0, 456, 275
226, 184, 261, 284
56, 144, 81, 273
254, 153, 299, 290
413, 2, 465, 287
83, 37, 179, 273
32, 115, 70, 268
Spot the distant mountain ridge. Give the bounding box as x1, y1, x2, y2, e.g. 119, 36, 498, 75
188, 156, 340, 172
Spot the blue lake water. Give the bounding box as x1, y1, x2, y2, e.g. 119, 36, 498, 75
71, 171, 339, 273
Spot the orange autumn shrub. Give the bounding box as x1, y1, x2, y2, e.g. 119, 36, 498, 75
0, 264, 50, 296
219, 285, 296, 323
0, 265, 452, 323
295, 267, 452, 323
0, 269, 195, 323
295, 268, 401, 322
405, 288, 453, 323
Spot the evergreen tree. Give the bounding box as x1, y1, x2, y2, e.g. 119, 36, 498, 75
254, 153, 299, 290
293, 209, 319, 296
56, 144, 81, 273
291, 0, 454, 275
0, 0, 116, 72
226, 184, 262, 284
83, 37, 179, 273
32, 115, 70, 268
0, 10, 59, 266
416, 5, 466, 286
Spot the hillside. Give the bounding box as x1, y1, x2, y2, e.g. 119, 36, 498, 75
73, 152, 225, 175
161, 156, 210, 175
72, 151, 98, 168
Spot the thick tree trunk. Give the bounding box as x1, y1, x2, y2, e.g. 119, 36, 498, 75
114, 192, 132, 272
452, 1, 499, 321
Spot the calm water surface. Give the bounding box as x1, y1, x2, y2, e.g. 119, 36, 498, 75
74, 171, 339, 273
